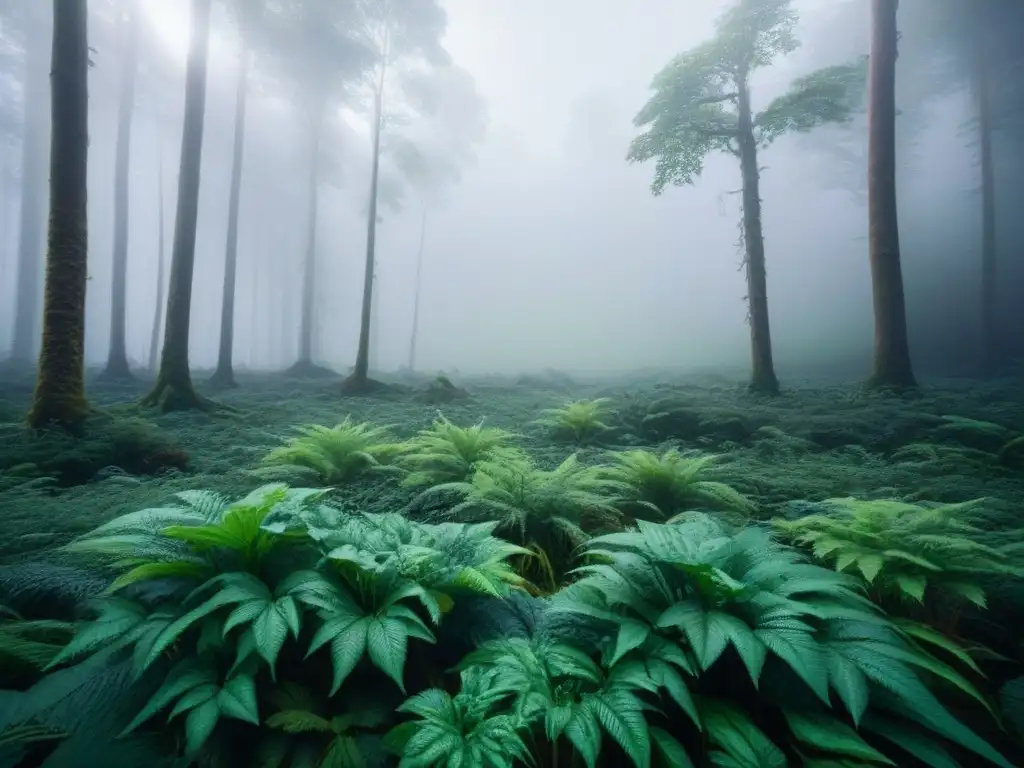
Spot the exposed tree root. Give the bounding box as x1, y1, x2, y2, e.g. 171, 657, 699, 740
207, 367, 238, 390
748, 371, 780, 396
140, 372, 217, 413
339, 374, 393, 397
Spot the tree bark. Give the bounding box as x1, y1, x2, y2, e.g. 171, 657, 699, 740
349, 67, 386, 390
10, 7, 51, 363
102, 0, 139, 380
736, 72, 779, 395
866, 0, 917, 390
212, 38, 251, 388
141, 0, 214, 412
148, 158, 166, 373
28, 0, 90, 429
974, 21, 997, 372
407, 210, 427, 372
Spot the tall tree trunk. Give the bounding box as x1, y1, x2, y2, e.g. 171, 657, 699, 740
11, 7, 51, 363
28, 0, 89, 429
407, 210, 426, 372
370, 269, 380, 372
348, 68, 385, 390
866, 0, 916, 390
736, 72, 779, 395
102, 0, 139, 380
141, 0, 214, 411
293, 110, 321, 372
148, 157, 166, 373
211, 39, 251, 387
974, 23, 997, 372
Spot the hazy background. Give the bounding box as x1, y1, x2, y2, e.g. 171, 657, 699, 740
1, 0, 1022, 379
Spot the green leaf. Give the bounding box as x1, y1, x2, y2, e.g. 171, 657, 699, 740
218, 673, 260, 724
783, 710, 894, 764
703, 700, 786, 768
184, 698, 221, 755
856, 554, 884, 583
651, 725, 694, 768
610, 621, 650, 667
367, 617, 409, 692
265, 709, 333, 734
894, 575, 927, 602
327, 617, 370, 695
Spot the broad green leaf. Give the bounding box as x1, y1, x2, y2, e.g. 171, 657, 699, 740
783, 710, 894, 764
367, 618, 409, 692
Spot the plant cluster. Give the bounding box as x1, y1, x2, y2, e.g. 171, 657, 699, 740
1, 486, 1014, 767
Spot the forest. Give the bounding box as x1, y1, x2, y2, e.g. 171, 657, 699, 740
1, 0, 1023, 766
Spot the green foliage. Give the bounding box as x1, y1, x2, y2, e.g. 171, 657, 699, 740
535, 398, 614, 444
260, 418, 407, 485
552, 513, 1011, 766
598, 449, 754, 522
628, 0, 865, 194
419, 453, 624, 591
7, 485, 529, 764
0, 603, 73, 681
773, 497, 1024, 609
398, 414, 521, 487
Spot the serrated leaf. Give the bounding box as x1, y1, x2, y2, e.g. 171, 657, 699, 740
367, 618, 408, 692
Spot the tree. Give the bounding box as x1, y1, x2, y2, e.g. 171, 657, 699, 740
100, 0, 139, 381
210, 0, 263, 388
260, 0, 372, 377
865, 0, 916, 390
141, 0, 214, 411
28, 0, 89, 428
148, 155, 166, 373
344, 0, 450, 393
8, 3, 50, 364
627, 0, 865, 393
406, 210, 426, 372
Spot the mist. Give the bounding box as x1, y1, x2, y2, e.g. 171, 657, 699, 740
1, 0, 1022, 381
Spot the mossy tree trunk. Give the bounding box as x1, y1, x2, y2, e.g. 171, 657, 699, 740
865, 0, 917, 391
11, 6, 50, 364
148, 158, 166, 373
102, 0, 139, 381
211, 38, 252, 388
28, 0, 90, 430
141, 0, 214, 412
736, 70, 780, 395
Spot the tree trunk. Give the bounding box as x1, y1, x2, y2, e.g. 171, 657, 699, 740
866, 0, 916, 390
211, 39, 251, 388
148, 158, 166, 373
407, 210, 427, 372
28, 0, 89, 429
295, 111, 321, 370
349, 78, 385, 389
974, 23, 997, 372
736, 72, 779, 395
10, 8, 51, 363
102, 0, 139, 381
141, 0, 214, 412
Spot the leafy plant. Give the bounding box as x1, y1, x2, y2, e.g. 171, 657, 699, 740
551, 514, 1012, 767
399, 414, 522, 487
23, 484, 531, 764
418, 453, 625, 592
260, 418, 407, 485
773, 497, 1024, 613
535, 398, 614, 444
598, 449, 754, 522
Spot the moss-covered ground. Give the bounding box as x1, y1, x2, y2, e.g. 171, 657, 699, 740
1, 368, 1021, 563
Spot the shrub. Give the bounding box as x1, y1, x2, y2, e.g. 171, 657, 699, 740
535, 398, 614, 444
259, 417, 406, 485
598, 449, 754, 522
398, 415, 521, 488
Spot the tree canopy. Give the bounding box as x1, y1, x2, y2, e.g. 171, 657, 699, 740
627, 0, 865, 195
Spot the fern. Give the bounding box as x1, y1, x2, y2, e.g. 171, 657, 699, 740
260, 418, 406, 485
598, 449, 754, 522
535, 398, 614, 444
418, 453, 624, 591
773, 497, 1024, 609
399, 414, 522, 487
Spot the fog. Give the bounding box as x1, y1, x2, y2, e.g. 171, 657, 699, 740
2, 0, 1022, 379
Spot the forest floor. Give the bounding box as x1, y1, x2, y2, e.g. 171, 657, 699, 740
1, 366, 1022, 564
